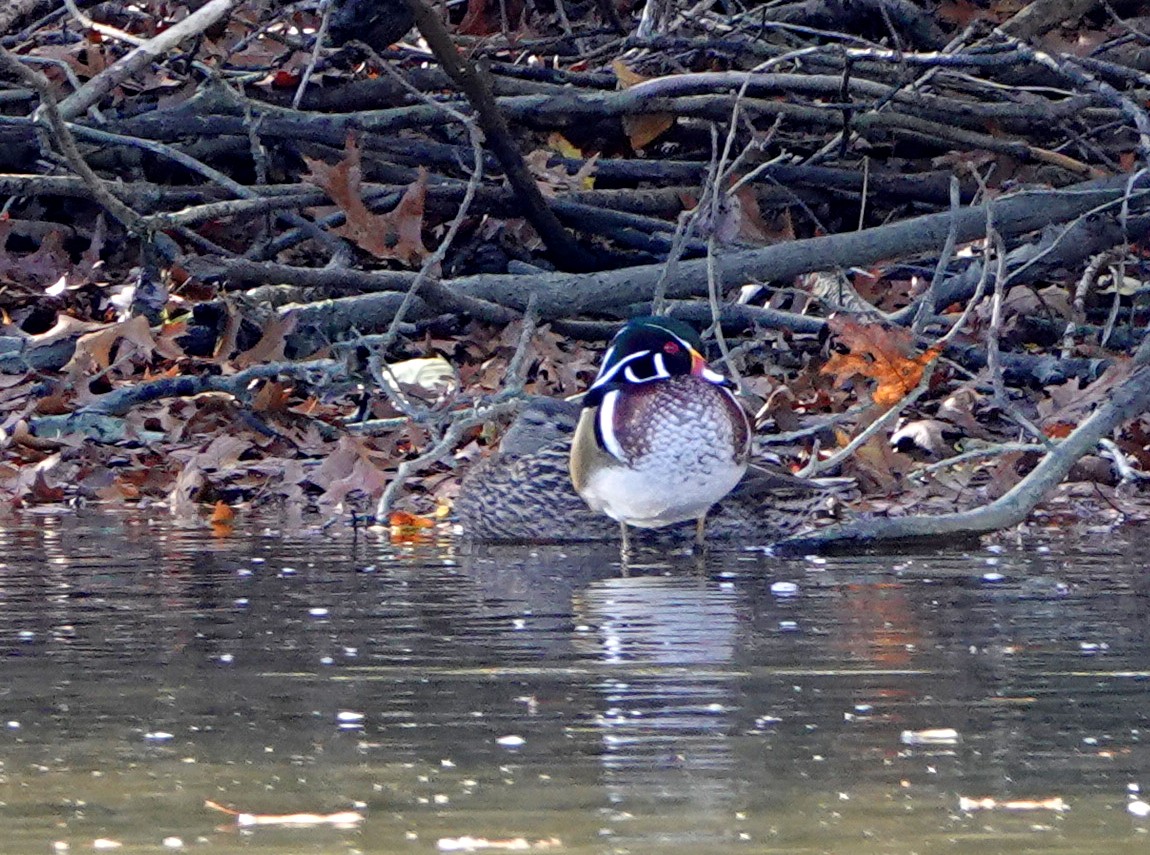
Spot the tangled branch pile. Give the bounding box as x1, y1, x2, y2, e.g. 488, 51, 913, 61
2, 0, 1150, 540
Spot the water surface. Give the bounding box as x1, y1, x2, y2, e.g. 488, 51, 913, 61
0, 512, 1148, 853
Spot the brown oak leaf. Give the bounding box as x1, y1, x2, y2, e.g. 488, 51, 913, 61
821, 316, 941, 408
303, 135, 429, 265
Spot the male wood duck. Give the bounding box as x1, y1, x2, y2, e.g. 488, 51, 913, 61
455, 396, 851, 544
569, 316, 753, 549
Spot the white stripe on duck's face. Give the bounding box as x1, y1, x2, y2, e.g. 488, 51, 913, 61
590, 349, 664, 392
699, 365, 727, 385
590, 328, 700, 392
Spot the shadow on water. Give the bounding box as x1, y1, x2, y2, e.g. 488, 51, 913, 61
0, 511, 1149, 852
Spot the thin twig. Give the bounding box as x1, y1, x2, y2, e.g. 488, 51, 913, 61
372, 297, 539, 522
800, 361, 938, 478
292, 0, 333, 110
0, 48, 145, 233
1062, 249, 1117, 358
912, 175, 961, 335
921, 441, 1046, 473
401, 0, 595, 271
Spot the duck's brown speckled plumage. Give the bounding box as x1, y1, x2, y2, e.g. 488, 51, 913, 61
455, 398, 852, 544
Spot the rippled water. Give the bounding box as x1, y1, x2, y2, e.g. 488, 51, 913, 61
1, 512, 1149, 853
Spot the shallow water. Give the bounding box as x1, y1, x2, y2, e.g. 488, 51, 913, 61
1, 512, 1150, 853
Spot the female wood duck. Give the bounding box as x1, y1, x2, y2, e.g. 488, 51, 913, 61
455, 396, 851, 544
569, 316, 753, 549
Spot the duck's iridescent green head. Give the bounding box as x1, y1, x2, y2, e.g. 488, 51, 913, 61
584, 316, 728, 407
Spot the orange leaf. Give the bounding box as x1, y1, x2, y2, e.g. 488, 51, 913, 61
623, 113, 675, 150
821, 316, 940, 408
612, 62, 674, 149
389, 509, 435, 544
389, 510, 434, 529
211, 501, 235, 523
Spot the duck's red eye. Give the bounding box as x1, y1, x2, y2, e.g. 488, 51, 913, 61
663, 341, 680, 355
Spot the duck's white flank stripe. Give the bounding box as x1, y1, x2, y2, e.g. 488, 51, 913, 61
597, 390, 626, 462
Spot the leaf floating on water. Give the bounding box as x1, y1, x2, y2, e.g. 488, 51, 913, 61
900, 728, 959, 746
210, 501, 235, 524
204, 799, 363, 828
436, 836, 562, 851
958, 796, 1068, 812
389, 510, 436, 544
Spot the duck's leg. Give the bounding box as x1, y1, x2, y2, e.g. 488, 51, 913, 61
694, 514, 708, 550
619, 522, 632, 553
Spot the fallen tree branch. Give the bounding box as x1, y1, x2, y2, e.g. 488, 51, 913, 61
57, 358, 344, 419
401, 0, 596, 271
0, 48, 145, 233
774, 338, 1150, 553
55, 0, 242, 120
185, 173, 1150, 324
446, 173, 1150, 316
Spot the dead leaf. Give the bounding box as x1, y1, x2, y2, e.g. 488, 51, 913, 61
27, 315, 106, 349
732, 186, 794, 245
612, 61, 674, 149
1040, 357, 1137, 431
526, 147, 599, 196
623, 112, 675, 150
64, 315, 167, 378
936, 0, 1002, 28
822, 316, 941, 408
612, 61, 648, 88
234, 312, 298, 369
309, 436, 389, 508
840, 428, 906, 494
252, 380, 292, 413
457, 0, 524, 35
303, 135, 429, 265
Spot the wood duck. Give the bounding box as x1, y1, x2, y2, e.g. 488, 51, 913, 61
455, 396, 852, 544
568, 317, 754, 550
